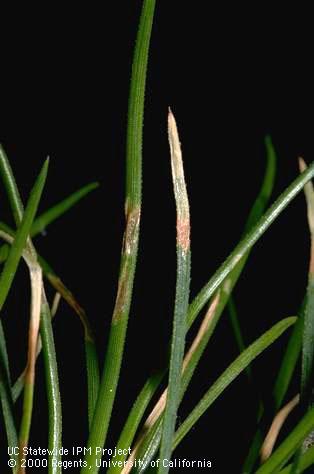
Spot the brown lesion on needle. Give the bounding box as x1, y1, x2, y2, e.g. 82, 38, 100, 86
168, 108, 190, 254
112, 205, 141, 323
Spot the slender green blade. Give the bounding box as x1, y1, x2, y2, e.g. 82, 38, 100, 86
173, 318, 296, 450
0, 159, 49, 313
0, 321, 18, 472
0, 320, 11, 383
0, 243, 9, 263
85, 340, 100, 428
12, 369, 26, 403
40, 299, 62, 473
106, 371, 165, 474
279, 445, 314, 473
302, 281, 314, 404
274, 310, 304, 411
132, 418, 163, 474
82, 2, 156, 472
244, 136, 277, 233
0, 145, 24, 224
31, 182, 99, 236
125, 0, 154, 207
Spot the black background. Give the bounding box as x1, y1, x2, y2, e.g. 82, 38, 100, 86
0, 1, 313, 472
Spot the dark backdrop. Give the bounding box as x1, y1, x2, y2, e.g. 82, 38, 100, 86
0, 1, 313, 472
